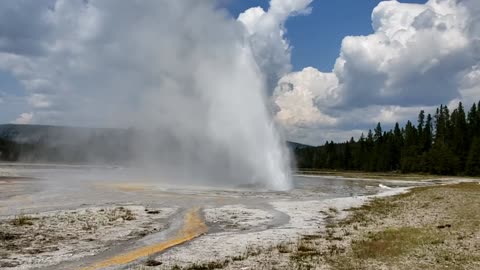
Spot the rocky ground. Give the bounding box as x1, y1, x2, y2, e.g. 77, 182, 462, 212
0, 206, 176, 269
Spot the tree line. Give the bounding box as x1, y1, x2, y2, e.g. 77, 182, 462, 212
294, 100, 480, 176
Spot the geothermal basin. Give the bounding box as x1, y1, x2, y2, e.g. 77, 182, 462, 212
0, 164, 421, 269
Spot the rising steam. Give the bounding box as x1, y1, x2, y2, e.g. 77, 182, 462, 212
0, 0, 308, 190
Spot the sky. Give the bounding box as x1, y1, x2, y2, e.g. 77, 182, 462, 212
227, 0, 428, 72
1, 0, 479, 146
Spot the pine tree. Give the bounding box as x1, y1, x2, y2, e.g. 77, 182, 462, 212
424, 114, 433, 152
451, 102, 468, 169
468, 103, 479, 138
391, 123, 403, 170
343, 141, 352, 170
366, 130, 375, 171
465, 137, 480, 176
357, 133, 367, 170
325, 141, 336, 169
374, 122, 383, 142
434, 105, 451, 145
402, 121, 419, 172
427, 141, 459, 175
418, 110, 425, 143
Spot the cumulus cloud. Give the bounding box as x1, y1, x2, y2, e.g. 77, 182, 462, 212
274, 0, 480, 145
336, 0, 478, 107
238, 0, 312, 92
459, 65, 480, 102
273, 67, 338, 127
12, 112, 33, 125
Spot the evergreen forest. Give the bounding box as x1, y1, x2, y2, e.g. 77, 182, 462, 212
294, 100, 480, 176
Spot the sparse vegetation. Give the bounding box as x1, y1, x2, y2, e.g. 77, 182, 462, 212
296, 239, 316, 253
10, 215, 34, 226
179, 260, 228, 270
107, 207, 136, 222
185, 182, 480, 270
328, 182, 480, 269
351, 227, 444, 259
276, 243, 293, 253
0, 232, 17, 241
328, 207, 339, 214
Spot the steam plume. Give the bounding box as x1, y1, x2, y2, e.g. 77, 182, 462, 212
0, 0, 313, 190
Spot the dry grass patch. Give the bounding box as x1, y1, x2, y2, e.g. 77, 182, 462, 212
10, 215, 35, 226
329, 181, 480, 270
351, 227, 444, 260
181, 261, 228, 270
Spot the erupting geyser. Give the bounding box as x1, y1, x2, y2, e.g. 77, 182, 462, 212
1, 1, 294, 190
126, 2, 294, 190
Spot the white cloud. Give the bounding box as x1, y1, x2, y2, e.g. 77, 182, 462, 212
238, 0, 312, 92
336, 0, 475, 107
12, 112, 33, 125
274, 0, 480, 145
273, 67, 338, 127
459, 65, 480, 103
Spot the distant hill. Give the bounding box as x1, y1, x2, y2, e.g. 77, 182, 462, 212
0, 124, 310, 147
0, 124, 126, 144
0, 124, 311, 163
286, 141, 310, 150
0, 124, 132, 163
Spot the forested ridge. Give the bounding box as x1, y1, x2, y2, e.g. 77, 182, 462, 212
295, 100, 480, 176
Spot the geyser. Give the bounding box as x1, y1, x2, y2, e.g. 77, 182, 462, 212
0, 1, 293, 190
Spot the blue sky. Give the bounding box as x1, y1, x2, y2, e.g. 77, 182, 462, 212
227, 0, 427, 72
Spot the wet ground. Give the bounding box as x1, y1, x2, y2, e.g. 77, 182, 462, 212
0, 163, 421, 269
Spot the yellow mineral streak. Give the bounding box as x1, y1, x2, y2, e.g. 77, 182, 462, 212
95, 183, 148, 192
81, 207, 207, 270
111, 183, 147, 192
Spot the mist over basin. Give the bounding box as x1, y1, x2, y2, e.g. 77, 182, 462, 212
0, 163, 411, 216
0, 163, 421, 269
